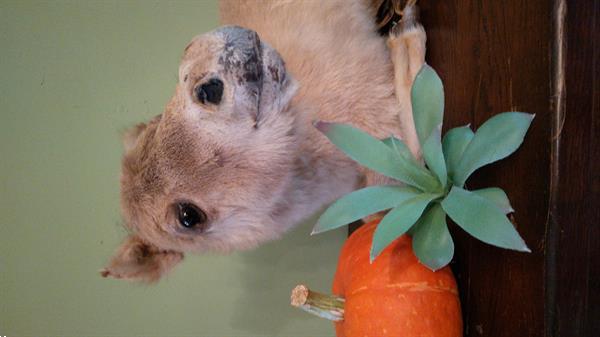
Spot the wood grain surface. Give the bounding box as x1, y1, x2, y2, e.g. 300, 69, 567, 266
356, 1, 599, 336
422, 1, 599, 336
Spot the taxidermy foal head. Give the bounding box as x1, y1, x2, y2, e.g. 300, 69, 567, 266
102, 26, 301, 282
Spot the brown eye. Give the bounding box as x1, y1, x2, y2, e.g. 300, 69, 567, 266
195, 78, 223, 105
177, 203, 207, 229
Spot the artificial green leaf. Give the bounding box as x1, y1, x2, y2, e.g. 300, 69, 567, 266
453, 112, 534, 187
381, 135, 399, 148
471, 187, 514, 214
315, 122, 439, 191
313, 185, 420, 234
370, 193, 439, 261
412, 64, 445, 145
441, 187, 530, 252
382, 136, 418, 165
421, 124, 447, 188
412, 203, 454, 271
442, 125, 474, 182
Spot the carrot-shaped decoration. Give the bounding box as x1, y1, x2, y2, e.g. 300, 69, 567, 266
293, 218, 462, 337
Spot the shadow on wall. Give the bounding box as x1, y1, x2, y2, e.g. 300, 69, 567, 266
230, 214, 344, 334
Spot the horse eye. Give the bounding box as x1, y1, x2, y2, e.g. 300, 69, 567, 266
195, 78, 223, 105
176, 203, 207, 229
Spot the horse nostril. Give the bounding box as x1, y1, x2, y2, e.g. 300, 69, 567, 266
195, 78, 224, 105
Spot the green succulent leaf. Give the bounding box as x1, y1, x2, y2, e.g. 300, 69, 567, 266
412, 64, 445, 145
441, 186, 530, 252
313, 185, 420, 234
381, 135, 401, 149
421, 124, 447, 188
382, 136, 419, 165
370, 193, 439, 261
412, 203, 454, 271
471, 187, 514, 214
315, 122, 438, 191
453, 112, 534, 187
442, 125, 474, 182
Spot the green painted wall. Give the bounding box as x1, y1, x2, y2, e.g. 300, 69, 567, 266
0, 1, 344, 336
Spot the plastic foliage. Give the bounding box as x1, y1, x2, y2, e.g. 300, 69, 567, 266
312, 64, 534, 271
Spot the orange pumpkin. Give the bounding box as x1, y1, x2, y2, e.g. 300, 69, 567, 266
332, 218, 462, 337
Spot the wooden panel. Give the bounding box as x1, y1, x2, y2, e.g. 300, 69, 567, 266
358, 2, 598, 335
421, 1, 551, 336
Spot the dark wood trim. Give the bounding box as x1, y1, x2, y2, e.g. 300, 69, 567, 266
545, 0, 566, 335
549, 1, 599, 336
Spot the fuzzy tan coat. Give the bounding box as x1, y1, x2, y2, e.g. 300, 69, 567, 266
102, 0, 426, 282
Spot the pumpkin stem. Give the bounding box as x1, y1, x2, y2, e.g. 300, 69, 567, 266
290, 284, 345, 321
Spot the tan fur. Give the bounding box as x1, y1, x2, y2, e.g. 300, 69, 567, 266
102, 0, 426, 283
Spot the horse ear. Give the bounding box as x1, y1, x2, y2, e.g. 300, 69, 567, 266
100, 235, 184, 283
122, 123, 147, 153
